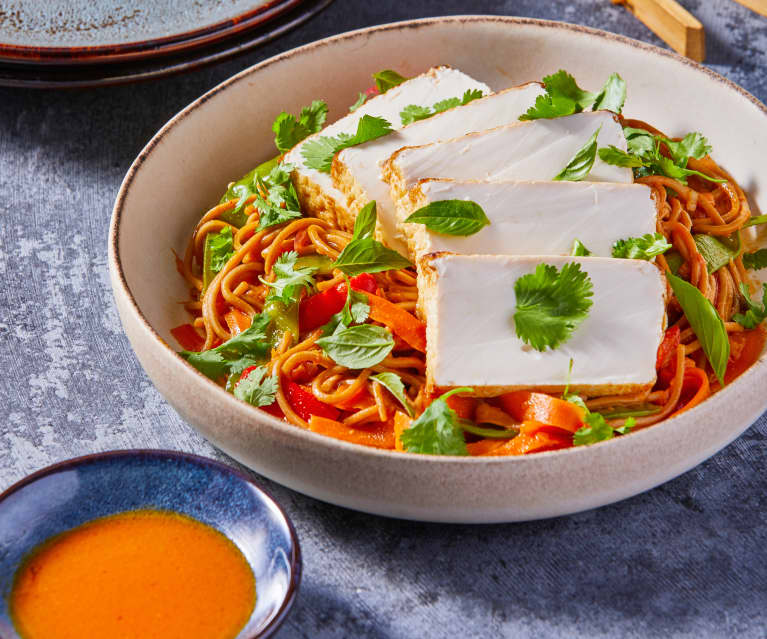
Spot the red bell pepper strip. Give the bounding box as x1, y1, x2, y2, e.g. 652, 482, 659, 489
657, 326, 681, 387
299, 273, 378, 332
285, 380, 340, 421
171, 324, 205, 352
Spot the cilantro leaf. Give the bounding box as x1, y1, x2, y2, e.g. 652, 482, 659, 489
666, 272, 729, 384
373, 69, 408, 93
664, 131, 711, 165
573, 412, 635, 446
399, 89, 484, 126
597, 145, 645, 168
207, 227, 234, 273
571, 239, 592, 256
520, 70, 626, 121
334, 201, 412, 276
260, 251, 318, 305
302, 115, 393, 173
612, 233, 672, 260
180, 313, 271, 380
370, 372, 414, 417
404, 199, 490, 236
316, 324, 394, 369
513, 262, 594, 352
272, 100, 328, 153
349, 92, 367, 112
400, 387, 472, 456
233, 366, 279, 407
553, 126, 601, 181
742, 249, 767, 271
733, 282, 767, 329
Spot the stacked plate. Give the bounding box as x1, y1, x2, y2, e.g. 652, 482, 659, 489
0, 0, 334, 88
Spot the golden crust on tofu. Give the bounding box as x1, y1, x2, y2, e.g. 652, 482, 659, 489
290, 171, 347, 228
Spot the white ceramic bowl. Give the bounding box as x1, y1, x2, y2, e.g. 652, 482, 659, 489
110, 16, 767, 523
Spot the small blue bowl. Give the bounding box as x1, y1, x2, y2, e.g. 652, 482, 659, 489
0, 450, 301, 639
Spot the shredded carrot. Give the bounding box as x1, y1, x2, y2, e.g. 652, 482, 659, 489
364, 292, 426, 352
170, 324, 205, 352
224, 309, 251, 336
393, 411, 411, 452
672, 367, 710, 416
469, 423, 572, 456
444, 394, 477, 420
308, 415, 395, 449
499, 391, 585, 433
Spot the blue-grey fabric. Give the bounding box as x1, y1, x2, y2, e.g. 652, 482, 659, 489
1, 1, 766, 637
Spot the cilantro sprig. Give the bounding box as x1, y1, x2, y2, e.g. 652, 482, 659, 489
599, 127, 725, 185
233, 366, 279, 407
733, 282, 767, 329
180, 314, 272, 381
203, 227, 235, 292
374, 69, 408, 93
513, 263, 594, 352
612, 233, 672, 260
301, 115, 394, 173
520, 70, 626, 121
742, 249, 767, 271
400, 387, 472, 456
273, 100, 328, 153
573, 412, 635, 446
571, 239, 592, 256
400, 89, 484, 126
260, 251, 318, 305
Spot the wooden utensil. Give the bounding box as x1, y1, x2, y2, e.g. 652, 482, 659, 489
612, 0, 705, 61
732, 0, 767, 17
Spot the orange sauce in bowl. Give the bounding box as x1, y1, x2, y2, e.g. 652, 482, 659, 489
10, 509, 256, 639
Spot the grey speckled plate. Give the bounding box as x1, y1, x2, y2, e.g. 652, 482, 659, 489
0, 0, 308, 65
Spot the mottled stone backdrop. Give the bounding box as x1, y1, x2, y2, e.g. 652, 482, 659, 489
1, 1, 766, 637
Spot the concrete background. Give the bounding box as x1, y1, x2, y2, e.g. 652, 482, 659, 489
1, 1, 766, 637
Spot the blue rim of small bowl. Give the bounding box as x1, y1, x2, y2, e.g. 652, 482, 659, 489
0, 449, 302, 639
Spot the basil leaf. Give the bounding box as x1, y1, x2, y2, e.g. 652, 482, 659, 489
400, 387, 472, 456
553, 127, 601, 181
353, 201, 377, 240
591, 72, 626, 113
666, 272, 729, 384
370, 372, 414, 417
373, 69, 407, 93
316, 324, 394, 369
334, 237, 412, 276
693, 233, 741, 274
571, 239, 592, 256
404, 199, 490, 236
743, 249, 767, 271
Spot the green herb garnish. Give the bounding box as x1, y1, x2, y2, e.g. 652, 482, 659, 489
612, 233, 672, 260
404, 199, 490, 236
520, 70, 626, 121
400, 89, 484, 125
733, 282, 767, 329
370, 372, 414, 417
513, 262, 594, 352
400, 387, 473, 456
233, 366, 279, 407
553, 127, 601, 181
273, 100, 328, 153
316, 324, 394, 369
302, 115, 394, 173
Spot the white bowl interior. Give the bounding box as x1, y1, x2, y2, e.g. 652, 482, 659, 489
111, 17, 767, 522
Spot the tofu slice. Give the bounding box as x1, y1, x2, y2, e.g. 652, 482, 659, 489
383, 111, 633, 227
332, 83, 546, 255
420, 254, 666, 396
283, 67, 490, 230
401, 179, 658, 259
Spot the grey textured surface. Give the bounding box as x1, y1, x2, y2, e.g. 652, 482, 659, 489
1, 1, 766, 637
